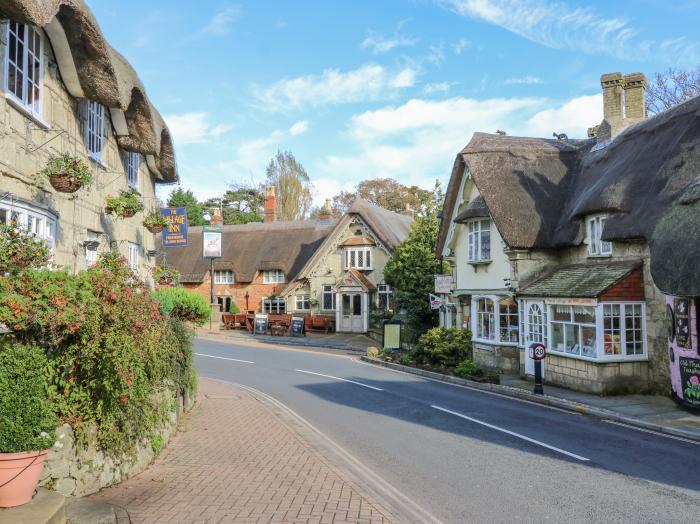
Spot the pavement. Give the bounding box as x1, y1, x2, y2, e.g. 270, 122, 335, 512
89, 378, 399, 524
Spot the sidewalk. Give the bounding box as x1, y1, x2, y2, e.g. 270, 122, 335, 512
362, 357, 700, 442
89, 379, 397, 524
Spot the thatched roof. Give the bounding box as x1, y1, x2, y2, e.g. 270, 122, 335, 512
438, 94, 700, 296
0, 0, 177, 181
454, 195, 489, 223
161, 221, 335, 284
346, 198, 413, 251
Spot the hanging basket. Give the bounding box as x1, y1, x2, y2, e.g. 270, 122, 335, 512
158, 276, 173, 285
48, 173, 81, 193
145, 224, 164, 234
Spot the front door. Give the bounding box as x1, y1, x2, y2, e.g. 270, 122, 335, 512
339, 293, 364, 332
523, 300, 546, 377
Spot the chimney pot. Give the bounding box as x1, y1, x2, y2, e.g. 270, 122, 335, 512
264, 185, 276, 223
623, 72, 647, 124
318, 198, 332, 222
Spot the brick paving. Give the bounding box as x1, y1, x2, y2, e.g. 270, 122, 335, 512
90, 379, 398, 524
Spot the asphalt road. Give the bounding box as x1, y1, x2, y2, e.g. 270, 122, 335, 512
193, 337, 700, 523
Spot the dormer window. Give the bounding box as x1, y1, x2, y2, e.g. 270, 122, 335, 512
587, 215, 612, 257
467, 219, 491, 262
263, 269, 285, 284
5, 21, 43, 117
344, 247, 372, 270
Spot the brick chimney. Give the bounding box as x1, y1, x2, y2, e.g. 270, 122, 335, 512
210, 207, 223, 226
319, 198, 332, 222
264, 185, 276, 223
597, 71, 647, 141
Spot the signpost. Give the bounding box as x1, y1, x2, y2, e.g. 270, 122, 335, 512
290, 316, 305, 337
529, 342, 547, 394
161, 207, 188, 247
203, 225, 222, 330
434, 275, 455, 294
383, 320, 402, 350
253, 314, 269, 335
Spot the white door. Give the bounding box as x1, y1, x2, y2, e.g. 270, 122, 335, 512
339, 293, 364, 332
524, 301, 546, 377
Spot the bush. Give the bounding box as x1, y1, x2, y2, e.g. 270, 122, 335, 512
453, 359, 483, 379
410, 327, 472, 368
0, 340, 57, 452
0, 222, 51, 275
151, 287, 211, 326
228, 302, 240, 314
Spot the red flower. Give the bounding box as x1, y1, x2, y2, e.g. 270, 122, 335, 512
119, 395, 129, 405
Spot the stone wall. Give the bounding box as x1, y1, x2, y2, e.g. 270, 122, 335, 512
473, 344, 520, 374
39, 389, 195, 498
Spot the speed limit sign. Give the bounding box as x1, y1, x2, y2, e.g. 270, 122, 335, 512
530, 343, 546, 361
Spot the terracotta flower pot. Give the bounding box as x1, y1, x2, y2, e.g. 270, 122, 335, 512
48, 173, 81, 193
0, 450, 49, 508
146, 224, 164, 234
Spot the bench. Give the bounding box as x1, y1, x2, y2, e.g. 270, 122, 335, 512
305, 315, 335, 334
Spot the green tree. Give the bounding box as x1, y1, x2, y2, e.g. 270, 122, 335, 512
204, 184, 264, 225
167, 187, 205, 226
331, 178, 443, 217
265, 150, 314, 221
384, 213, 447, 339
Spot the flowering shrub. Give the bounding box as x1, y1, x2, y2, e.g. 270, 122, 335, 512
151, 287, 211, 326
0, 222, 51, 274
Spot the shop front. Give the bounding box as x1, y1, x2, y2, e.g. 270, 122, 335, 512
667, 296, 700, 411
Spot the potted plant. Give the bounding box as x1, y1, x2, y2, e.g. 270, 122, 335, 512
105, 188, 144, 218
143, 210, 168, 234
39, 153, 93, 193
0, 340, 57, 508
152, 265, 180, 286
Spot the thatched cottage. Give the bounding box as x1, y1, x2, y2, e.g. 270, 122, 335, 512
0, 0, 177, 277
437, 72, 700, 397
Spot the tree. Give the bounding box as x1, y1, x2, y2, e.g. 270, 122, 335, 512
383, 213, 447, 340
167, 187, 205, 226
203, 184, 264, 225
646, 66, 700, 114
331, 178, 443, 217
265, 150, 314, 221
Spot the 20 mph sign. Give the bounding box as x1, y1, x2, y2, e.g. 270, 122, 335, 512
530, 343, 547, 361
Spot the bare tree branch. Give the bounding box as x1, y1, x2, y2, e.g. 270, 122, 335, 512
646, 66, 700, 114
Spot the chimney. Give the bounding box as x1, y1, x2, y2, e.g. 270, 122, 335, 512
623, 72, 647, 124
264, 185, 276, 223
210, 208, 223, 226
600, 72, 624, 139
319, 198, 332, 222
403, 202, 415, 218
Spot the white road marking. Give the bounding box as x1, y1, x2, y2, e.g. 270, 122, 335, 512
432, 405, 590, 462
295, 369, 384, 391
195, 353, 254, 364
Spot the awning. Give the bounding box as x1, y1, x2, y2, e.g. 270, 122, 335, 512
519, 260, 642, 298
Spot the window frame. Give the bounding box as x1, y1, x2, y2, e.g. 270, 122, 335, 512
377, 284, 392, 311
344, 247, 373, 270
86, 100, 105, 162
471, 295, 519, 345
262, 269, 285, 284
4, 21, 44, 117
127, 242, 140, 272
548, 304, 597, 359
467, 219, 491, 263
124, 150, 140, 189
213, 270, 234, 284
587, 215, 612, 257
294, 294, 310, 311
262, 297, 286, 314
0, 198, 56, 251
322, 285, 336, 311
85, 230, 99, 267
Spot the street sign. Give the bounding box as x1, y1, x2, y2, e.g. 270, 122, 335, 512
530, 342, 547, 361
434, 275, 455, 294
161, 207, 188, 247
529, 342, 546, 394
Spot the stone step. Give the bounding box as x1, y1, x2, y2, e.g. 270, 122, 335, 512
0, 488, 66, 524
65, 498, 116, 524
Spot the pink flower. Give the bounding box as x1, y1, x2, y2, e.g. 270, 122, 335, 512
690, 375, 699, 387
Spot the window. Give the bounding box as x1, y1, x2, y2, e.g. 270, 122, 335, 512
603, 303, 645, 357
213, 270, 234, 284
476, 298, 495, 340
467, 219, 491, 262
550, 305, 597, 358
295, 294, 310, 311
85, 230, 99, 266
5, 22, 42, 115
263, 270, 284, 284
344, 247, 372, 270
527, 303, 546, 345
124, 151, 139, 188
127, 242, 139, 272
322, 285, 336, 310
86, 100, 105, 161
262, 297, 286, 314
0, 199, 56, 250
377, 284, 392, 311
499, 298, 519, 343
587, 215, 612, 256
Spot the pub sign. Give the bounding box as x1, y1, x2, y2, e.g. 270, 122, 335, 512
161, 207, 189, 247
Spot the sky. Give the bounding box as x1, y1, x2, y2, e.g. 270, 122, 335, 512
88, 0, 700, 206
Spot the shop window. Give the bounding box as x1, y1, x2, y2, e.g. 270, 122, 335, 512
468, 219, 491, 262
263, 269, 284, 284
499, 298, 519, 343
262, 297, 286, 314
603, 303, 645, 357
550, 305, 597, 358
322, 285, 336, 310
344, 247, 372, 270
214, 270, 234, 284
295, 294, 310, 311
5, 21, 43, 116
587, 215, 612, 256
476, 297, 495, 340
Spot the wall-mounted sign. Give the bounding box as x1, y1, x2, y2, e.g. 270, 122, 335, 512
290, 316, 305, 337
545, 297, 597, 306
434, 275, 455, 294
679, 357, 700, 409
203, 226, 222, 259
674, 298, 691, 349
383, 320, 402, 350
253, 314, 268, 335
161, 207, 188, 247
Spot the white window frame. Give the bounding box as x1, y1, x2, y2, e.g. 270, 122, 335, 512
0, 198, 56, 251
377, 284, 392, 311
262, 297, 286, 314
295, 294, 310, 311
587, 215, 612, 257
548, 304, 598, 359
472, 295, 519, 345
4, 21, 43, 117
85, 230, 99, 267
322, 284, 336, 311
344, 247, 372, 270
263, 269, 285, 284
86, 100, 105, 162
467, 219, 491, 262
127, 242, 140, 272
124, 150, 139, 189
213, 270, 234, 284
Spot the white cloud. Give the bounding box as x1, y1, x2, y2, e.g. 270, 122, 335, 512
525, 94, 601, 137
505, 76, 543, 85
164, 112, 234, 145
289, 120, 310, 136
452, 37, 471, 54
423, 82, 453, 94
439, 0, 700, 63
202, 5, 239, 35
361, 30, 417, 54
255, 64, 418, 111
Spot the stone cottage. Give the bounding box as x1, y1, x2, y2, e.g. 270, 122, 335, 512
0, 1, 177, 278
437, 72, 700, 395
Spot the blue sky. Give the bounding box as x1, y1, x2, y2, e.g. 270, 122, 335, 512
89, 0, 700, 205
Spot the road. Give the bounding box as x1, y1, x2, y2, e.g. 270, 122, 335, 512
193, 337, 700, 523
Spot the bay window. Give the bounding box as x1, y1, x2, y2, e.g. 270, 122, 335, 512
550, 305, 597, 358
475, 297, 495, 341
603, 303, 644, 357
499, 298, 519, 343
473, 295, 519, 344
5, 21, 43, 116
344, 247, 372, 270
0, 198, 56, 250
468, 219, 491, 262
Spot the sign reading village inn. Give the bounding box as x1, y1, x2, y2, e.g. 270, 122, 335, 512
161, 207, 189, 247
